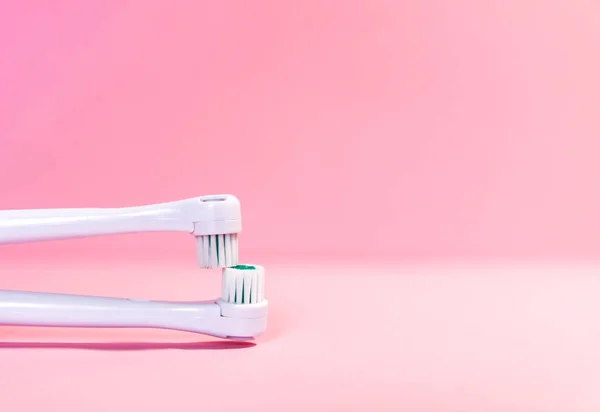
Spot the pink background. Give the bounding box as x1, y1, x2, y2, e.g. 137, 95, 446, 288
2, 1, 600, 411
2, 0, 600, 260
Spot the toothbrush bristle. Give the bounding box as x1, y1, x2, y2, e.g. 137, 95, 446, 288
196, 233, 238, 268
221, 265, 264, 304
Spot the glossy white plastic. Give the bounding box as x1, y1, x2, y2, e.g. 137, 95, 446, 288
0, 265, 268, 340
0, 194, 241, 268
0, 290, 267, 339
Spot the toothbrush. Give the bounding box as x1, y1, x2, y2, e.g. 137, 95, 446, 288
0, 194, 241, 268
0, 265, 268, 340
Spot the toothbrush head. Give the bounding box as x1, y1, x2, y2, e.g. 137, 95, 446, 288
221, 265, 265, 304
191, 195, 242, 268
216, 264, 268, 340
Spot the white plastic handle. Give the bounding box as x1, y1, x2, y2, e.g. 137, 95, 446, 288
0, 195, 241, 244
0, 289, 217, 329
0, 290, 268, 339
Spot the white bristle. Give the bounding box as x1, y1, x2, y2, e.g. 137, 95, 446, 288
221, 265, 265, 304
196, 233, 239, 268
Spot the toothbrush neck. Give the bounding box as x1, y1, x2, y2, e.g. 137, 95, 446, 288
0, 202, 193, 245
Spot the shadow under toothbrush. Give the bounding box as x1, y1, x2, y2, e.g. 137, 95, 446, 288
0, 340, 255, 351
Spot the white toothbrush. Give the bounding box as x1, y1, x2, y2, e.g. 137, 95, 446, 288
0, 265, 268, 340
0, 194, 241, 268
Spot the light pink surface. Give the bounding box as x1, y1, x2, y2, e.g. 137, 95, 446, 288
1, 1, 600, 259
1, 260, 600, 411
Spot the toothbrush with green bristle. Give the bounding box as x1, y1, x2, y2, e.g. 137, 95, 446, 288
0, 265, 268, 340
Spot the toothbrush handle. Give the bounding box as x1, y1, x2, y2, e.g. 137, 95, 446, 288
0, 200, 197, 244
0, 290, 219, 331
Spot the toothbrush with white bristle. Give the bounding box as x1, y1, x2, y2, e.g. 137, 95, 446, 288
0, 265, 268, 340
0, 194, 241, 268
